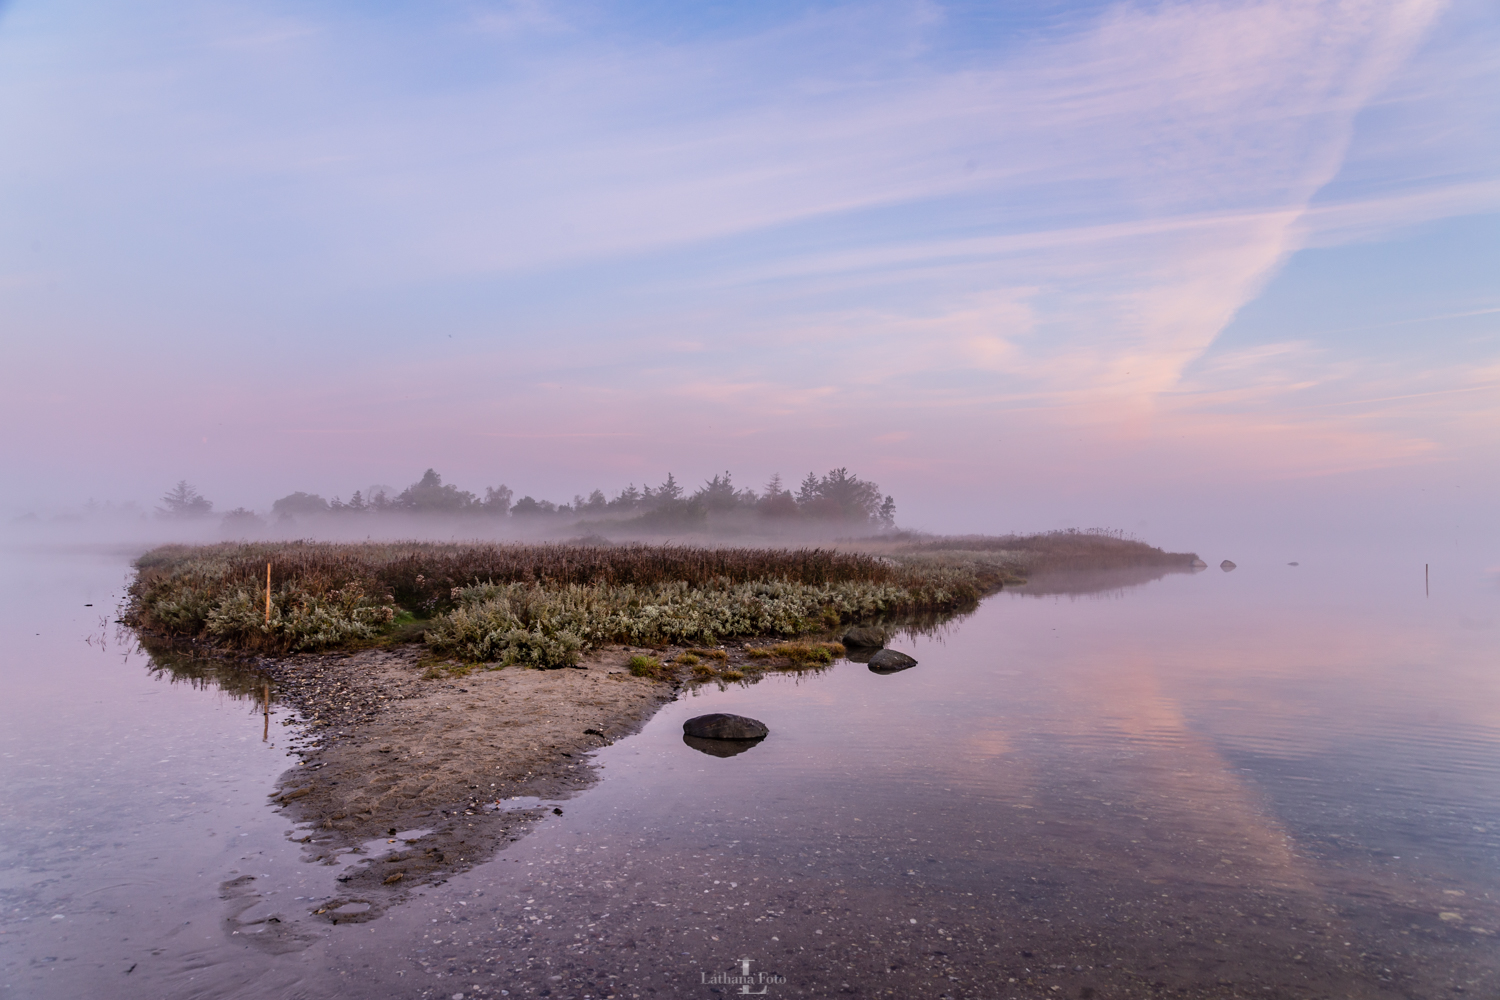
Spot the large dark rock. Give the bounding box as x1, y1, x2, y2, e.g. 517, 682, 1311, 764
867, 649, 918, 674
841, 626, 888, 649
683, 734, 763, 757
683, 713, 768, 740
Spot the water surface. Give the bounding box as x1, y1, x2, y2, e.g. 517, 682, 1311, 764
2, 544, 1497, 998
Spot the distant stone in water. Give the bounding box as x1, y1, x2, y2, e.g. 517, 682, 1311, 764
1220, 560, 1237, 571
683, 734, 763, 757
1287, 561, 1299, 566
842, 626, 888, 649
683, 713, 768, 740
867, 649, 918, 674
1191, 558, 1208, 569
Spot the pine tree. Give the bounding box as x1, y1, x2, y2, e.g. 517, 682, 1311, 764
157, 481, 213, 518
657, 473, 683, 501
796, 472, 821, 506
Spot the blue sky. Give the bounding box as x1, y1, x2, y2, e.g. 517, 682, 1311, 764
2, 0, 1496, 551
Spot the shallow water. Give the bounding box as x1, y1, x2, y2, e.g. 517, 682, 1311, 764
2, 543, 1498, 998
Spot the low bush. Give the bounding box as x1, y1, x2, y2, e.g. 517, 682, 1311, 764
744, 641, 846, 666
627, 654, 663, 678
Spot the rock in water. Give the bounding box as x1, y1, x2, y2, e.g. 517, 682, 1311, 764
867, 649, 918, 673
842, 626, 888, 649
1220, 560, 1237, 571
683, 713, 769, 740
1191, 558, 1208, 569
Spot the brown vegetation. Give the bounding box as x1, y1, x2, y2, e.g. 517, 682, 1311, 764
125, 532, 1196, 666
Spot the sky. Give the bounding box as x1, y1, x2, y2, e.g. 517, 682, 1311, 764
2, 0, 1497, 556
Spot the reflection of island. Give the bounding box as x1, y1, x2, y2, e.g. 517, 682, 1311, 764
139, 639, 271, 700
1006, 564, 1202, 598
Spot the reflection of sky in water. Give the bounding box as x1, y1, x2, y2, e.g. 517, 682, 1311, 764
574, 554, 1500, 915
2, 544, 1498, 997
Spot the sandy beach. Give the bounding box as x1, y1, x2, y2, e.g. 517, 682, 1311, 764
253, 645, 680, 912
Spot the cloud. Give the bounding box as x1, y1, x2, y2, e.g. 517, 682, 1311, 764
3, 0, 1495, 519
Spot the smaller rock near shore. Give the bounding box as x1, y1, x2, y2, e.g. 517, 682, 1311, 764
1220, 560, 1237, 571
683, 713, 769, 740
867, 649, 918, 674
841, 626, 888, 649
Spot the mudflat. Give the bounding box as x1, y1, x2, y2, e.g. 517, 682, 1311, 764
255, 646, 676, 910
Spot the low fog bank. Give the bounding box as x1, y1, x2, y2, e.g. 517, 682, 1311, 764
9, 463, 1493, 584
2, 467, 905, 550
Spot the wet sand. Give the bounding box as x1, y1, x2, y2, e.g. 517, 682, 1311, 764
251, 646, 680, 908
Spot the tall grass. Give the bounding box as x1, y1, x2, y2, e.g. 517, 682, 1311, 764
866, 529, 1199, 573
126, 533, 1195, 667
126, 541, 1008, 665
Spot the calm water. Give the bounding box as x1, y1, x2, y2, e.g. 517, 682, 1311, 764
2, 543, 1497, 998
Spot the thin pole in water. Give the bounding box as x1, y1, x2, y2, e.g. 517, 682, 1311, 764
265, 562, 272, 624
1425, 563, 1429, 598
263, 682, 270, 741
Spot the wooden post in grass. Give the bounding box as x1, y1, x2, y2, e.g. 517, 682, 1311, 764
265, 562, 272, 624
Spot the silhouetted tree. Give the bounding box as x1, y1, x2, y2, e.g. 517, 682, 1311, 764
511, 496, 557, 516
220, 507, 264, 533
483, 485, 514, 515
396, 469, 477, 513
158, 481, 213, 518
694, 472, 740, 512
272, 492, 330, 519
754, 473, 793, 517
609, 484, 642, 511
796, 472, 822, 507
656, 473, 683, 502
816, 467, 883, 520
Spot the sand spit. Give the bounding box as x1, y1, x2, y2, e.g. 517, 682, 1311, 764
253, 645, 677, 909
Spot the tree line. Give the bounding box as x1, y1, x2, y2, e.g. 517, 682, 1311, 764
159, 468, 897, 529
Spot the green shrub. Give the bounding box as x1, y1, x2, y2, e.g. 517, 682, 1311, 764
627, 654, 663, 678
743, 641, 845, 666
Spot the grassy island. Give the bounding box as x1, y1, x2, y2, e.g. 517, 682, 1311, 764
125, 532, 1197, 668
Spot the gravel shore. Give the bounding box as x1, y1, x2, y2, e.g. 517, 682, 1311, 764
251, 645, 679, 911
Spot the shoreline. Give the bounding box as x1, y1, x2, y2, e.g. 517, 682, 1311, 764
144, 632, 854, 920
250, 643, 682, 913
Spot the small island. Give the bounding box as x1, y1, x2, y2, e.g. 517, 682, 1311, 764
124, 531, 1198, 907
